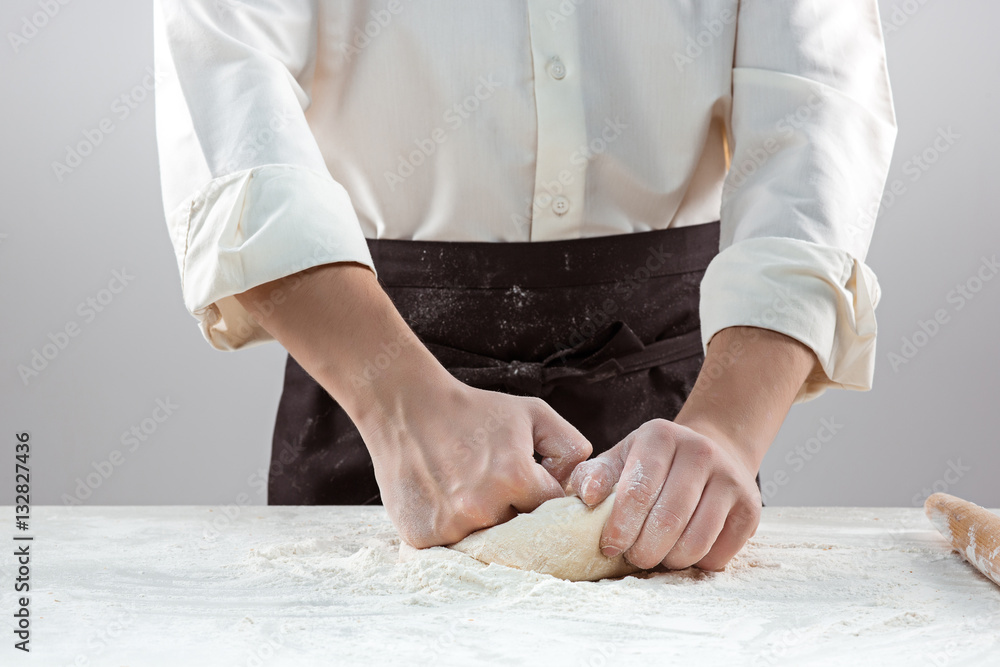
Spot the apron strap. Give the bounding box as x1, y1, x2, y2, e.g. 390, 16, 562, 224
425, 323, 703, 397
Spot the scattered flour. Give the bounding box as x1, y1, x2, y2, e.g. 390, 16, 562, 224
27, 506, 1000, 666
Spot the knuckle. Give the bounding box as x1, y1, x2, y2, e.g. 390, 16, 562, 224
647, 503, 684, 534
685, 438, 717, 470
642, 418, 675, 442
682, 529, 712, 554
730, 499, 762, 531
449, 494, 485, 524
622, 472, 660, 507
448, 495, 470, 520
499, 462, 530, 489
524, 396, 549, 413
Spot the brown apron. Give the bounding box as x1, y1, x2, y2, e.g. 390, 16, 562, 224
269, 222, 728, 505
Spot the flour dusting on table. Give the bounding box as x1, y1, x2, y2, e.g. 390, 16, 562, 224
27, 506, 1000, 667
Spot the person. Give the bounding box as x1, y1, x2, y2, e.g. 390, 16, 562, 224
154, 0, 896, 571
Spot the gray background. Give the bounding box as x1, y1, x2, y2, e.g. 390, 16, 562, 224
1, 0, 996, 508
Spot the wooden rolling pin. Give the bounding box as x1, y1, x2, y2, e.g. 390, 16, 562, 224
925, 492, 1000, 587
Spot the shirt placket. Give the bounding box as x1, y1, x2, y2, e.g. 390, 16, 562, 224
525, 0, 588, 241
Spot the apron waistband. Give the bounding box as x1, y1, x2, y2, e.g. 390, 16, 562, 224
366, 222, 721, 289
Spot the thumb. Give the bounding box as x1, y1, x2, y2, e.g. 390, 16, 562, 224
568, 434, 634, 507
528, 399, 593, 483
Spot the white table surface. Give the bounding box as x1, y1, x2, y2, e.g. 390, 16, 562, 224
3, 505, 999, 666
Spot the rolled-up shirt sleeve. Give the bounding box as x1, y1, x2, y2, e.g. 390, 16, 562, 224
154, 0, 374, 350
700, 0, 897, 402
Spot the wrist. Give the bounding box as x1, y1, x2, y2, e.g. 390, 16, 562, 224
674, 412, 766, 473
672, 326, 817, 472
335, 343, 461, 448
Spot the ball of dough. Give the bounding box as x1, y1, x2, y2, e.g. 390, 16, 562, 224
449, 491, 641, 582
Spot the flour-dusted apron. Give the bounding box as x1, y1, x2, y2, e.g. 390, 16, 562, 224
269, 222, 735, 505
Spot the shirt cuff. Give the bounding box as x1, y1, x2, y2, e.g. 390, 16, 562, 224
166, 163, 375, 350
699, 237, 881, 403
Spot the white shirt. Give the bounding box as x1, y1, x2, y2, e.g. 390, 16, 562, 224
153, 0, 897, 402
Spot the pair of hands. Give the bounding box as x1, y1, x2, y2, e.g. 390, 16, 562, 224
237, 264, 810, 573
364, 375, 762, 572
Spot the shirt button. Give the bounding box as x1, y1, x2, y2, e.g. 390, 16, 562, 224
549, 57, 566, 80
552, 196, 570, 215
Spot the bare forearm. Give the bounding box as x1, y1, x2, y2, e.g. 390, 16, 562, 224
675, 326, 817, 471
233, 263, 450, 429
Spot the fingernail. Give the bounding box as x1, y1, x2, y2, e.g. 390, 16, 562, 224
579, 474, 595, 499
601, 545, 621, 558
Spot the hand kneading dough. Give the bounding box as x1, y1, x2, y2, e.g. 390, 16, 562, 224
448, 491, 642, 582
